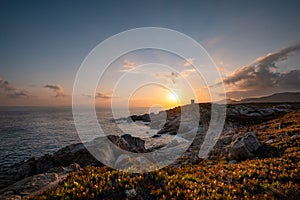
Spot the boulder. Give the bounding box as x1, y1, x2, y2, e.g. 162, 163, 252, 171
108, 134, 148, 153
228, 132, 260, 161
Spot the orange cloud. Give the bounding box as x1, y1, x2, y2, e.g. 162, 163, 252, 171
44, 84, 65, 97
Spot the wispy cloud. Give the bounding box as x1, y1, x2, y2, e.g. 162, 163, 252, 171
183, 58, 194, 67
96, 92, 112, 99
82, 92, 113, 99
222, 43, 300, 98
0, 77, 29, 98
44, 84, 66, 97
121, 59, 137, 71
7, 91, 29, 98
181, 68, 197, 77
0, 77, 16, 91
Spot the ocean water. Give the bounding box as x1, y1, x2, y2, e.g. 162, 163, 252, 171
0, 106, 160, 167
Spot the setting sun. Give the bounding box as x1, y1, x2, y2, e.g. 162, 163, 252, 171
169, 92, 178, 101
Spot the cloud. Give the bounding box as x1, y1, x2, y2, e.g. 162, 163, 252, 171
96, 92, 112, 99
44, 84, 65, 97
181, 68, 197, 77
223, 44, 300, 98
82, 92, 113, 99
183, 58, 194, 67
0, 77, 29, 98
0, 78, 16, 91
7, 91, 29, 98
119, 59, 143, 74
122, 59, 136, 70
155, 72, 180, 84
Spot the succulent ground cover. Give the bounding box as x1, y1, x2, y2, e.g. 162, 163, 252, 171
34, 112, 300, 199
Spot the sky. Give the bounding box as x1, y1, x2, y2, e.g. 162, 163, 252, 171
0, 0, 300, 107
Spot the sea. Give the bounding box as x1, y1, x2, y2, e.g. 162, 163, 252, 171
0, 106, 162, 167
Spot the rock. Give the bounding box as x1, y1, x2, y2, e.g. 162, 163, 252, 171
231, 133, 240, 142
228, 132, 260, 161
259, 108, 275, 116
246, 112, 262, 117
125, 189, 137, 198
228, 160, 237, 164
149, 111, 167, 129
220, 135, 233, 145
47, 163, 81, 174
129, 114, 151, 122
150, 134, 161, 138
265, 139, 274, 144
275, 104, 292, 109
149, 120, 165, 129
0, 134, 148, 191
108, 134, 148, 153
35, 142, 99, 174
0, 157, 37, 190
0, 173, 59, 199
157, 117, 180, 135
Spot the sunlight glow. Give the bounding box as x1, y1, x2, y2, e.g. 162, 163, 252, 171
169, 92, 178, 101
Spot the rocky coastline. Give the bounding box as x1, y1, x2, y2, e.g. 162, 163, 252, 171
0, 102, 299, 199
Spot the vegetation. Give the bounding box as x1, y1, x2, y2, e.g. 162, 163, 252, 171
33, 112, 300, 199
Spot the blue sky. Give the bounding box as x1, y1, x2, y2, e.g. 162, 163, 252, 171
0, 0, 300, 106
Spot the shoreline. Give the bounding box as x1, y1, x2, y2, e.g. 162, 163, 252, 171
0, 102, 300, 199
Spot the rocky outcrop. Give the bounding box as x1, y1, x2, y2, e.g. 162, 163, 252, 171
129, 103, 293, 138
228, 132, 261, 161
133, 103, 295, 164
129, 114, 151, 122
226, 104, 292, 125
108, 134, 148, 153
0, 164, 81, 199
0, 134, 148, 198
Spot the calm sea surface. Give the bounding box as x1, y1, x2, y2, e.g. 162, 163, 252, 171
0, 107, 160, 167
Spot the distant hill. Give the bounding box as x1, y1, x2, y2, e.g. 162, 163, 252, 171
233, 92, 300, 103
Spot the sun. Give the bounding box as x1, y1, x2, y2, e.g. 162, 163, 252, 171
169, 92, 178, 101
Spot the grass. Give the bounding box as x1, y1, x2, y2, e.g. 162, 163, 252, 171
33, 112, 300, 200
